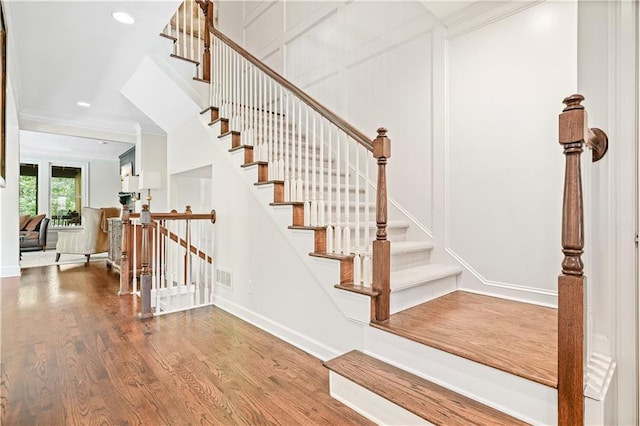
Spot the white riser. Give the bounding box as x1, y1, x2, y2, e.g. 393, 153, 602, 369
391, 241, 434, 272
364, 326, 557, 425
390, 270, 459, 315
329, 372, 431, 425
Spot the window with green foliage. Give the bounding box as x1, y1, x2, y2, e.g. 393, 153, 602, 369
19, 163, 38, 215
50, 166, 82, 221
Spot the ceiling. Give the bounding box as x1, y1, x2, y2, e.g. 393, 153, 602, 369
3, 0, 486, 159
4, 0, 181, 156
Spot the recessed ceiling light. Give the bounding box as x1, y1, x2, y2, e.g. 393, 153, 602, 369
77, 101, 91, 107
98, 141, 108, 145
112, 11, 135, 25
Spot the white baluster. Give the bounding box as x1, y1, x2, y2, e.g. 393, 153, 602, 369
326, 125, 334, 253
190, 0, 194, 61
268, 78, 274, 179
354, 145, 361, 285
182, 1, 187, 59
304, 107, 311, 226
233, 53, 238, 130
343, 134, 351, 255
363, 151, 372, 287
288, 95, 295, 201
278, 86, 284, 182
335, 131, 342, 253
296, 99, 303, 202
132, 219, 138, 294
318, 119, 325, 226
198, 4, 202, 79
195, 222, 201, 306
310, 112, 317, 226
284, 91, 290, 201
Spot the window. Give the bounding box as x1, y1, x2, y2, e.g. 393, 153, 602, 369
19, 163, 38, 215
50, 165, 82, 226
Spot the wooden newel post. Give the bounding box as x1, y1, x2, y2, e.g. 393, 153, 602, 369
119, 205, 131, 296
140, 204, 153, 319
198, 0, 213, 81
557, 94, 608, 425
372, 127, 391, 322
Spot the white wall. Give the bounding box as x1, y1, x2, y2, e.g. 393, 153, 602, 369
577, 1, 638, 423
136, 131, 168, 212
443, 1, 576, 303
0, 73, 22, 278
219, 0, 577, 305
170, 168, 212, 213
228, 2, 437, 237
167, 115, 364, 358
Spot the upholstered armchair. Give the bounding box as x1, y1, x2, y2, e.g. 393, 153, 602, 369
55, 207, 120, 263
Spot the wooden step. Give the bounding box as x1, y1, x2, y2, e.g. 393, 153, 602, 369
170, 53, 199, 65
324, 350, 528, 426
371, 290, 558, 388
159, 32, 177, 42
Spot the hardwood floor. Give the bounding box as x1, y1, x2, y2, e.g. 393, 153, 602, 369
372, 290, 558, 388
1, 263, 372, 425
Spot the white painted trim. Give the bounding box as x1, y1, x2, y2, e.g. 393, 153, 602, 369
446, 247, 559, 299
212, 294, 341, 362
445, 1, 543, 39
0, 266, 21, 278
243, 0, 278, 30
19, 109, 163, 140
328, 372, 431, 426
19, 116, 138, 144
597, 1, 639, 423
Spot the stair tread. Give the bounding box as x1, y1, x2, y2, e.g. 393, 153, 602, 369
333, 283, 379, 296
324, 350, 528, 426
371, 291, 558, 388
169, 53, 199, 65
391, 264, 462, 291
391, 240, 434, 253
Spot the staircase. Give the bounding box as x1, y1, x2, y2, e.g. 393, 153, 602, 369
140, 2, 616, 424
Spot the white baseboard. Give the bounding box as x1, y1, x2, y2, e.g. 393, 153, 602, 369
0, 265, 20, 278
212, 294, 341, 361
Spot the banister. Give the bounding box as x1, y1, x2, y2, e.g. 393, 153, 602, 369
129, 209, 216, 223
208, 25, 375, 153
557, 94, 608, 425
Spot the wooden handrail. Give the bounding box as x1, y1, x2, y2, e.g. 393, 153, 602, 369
557, 94, 608, 425
129, 209, 216, 223
208, 25, 374, 152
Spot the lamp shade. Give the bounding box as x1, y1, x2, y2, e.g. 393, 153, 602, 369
122, 175, 139, 192
138, 171, 162, 190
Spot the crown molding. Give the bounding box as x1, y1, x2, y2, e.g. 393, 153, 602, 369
19, 109, 165, 144
444, 0, 543, 39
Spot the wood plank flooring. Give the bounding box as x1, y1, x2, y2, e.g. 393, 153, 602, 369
372, 290, 558, 388
1, 263, 372, 425
325, 350, 528, 426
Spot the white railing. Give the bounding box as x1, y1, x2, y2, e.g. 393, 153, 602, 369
162, 1, 392, 320
119, 206, 217, 317
161, 0, 212, 81
210, 31, 384, 291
